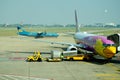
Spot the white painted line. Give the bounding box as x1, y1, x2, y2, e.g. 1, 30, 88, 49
0, 76, 9, 80
0, 74, 51, 80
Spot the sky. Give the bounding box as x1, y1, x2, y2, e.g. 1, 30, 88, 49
0, 0, 120, 25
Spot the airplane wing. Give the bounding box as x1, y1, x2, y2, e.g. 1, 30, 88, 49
34, 39, 73, 46
34, 39, 85, 48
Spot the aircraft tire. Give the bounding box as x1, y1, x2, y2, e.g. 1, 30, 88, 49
29, 59, 33, 62
70, 58, 73, 61
37, 58, 42, 62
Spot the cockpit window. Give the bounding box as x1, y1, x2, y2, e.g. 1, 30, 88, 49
103, 44, 115, 47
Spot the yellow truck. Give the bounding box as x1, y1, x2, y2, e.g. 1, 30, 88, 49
62, 50, 90, 61
65, 54, 90, 61
26, 51, 42, 62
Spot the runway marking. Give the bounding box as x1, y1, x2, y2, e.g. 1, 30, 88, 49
106, 63, 120, 71
0, 76, 9, 80
4, 75, 19, 80
0, 74, 51, 80
96, 73, 119, 77
9, 57, 26, 60
96, 73, 120, 80
103, 78, 120, 80
0, 57, 26, 62
96, 63, 120, 80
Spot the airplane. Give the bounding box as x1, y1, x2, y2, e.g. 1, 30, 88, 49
17, 26, 59, 38
73, 10, 117, 59
35, 10, 117, 60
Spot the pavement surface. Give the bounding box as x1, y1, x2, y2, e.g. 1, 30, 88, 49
0, 36, 120, 80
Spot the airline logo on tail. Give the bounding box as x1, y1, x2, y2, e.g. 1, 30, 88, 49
17, 26, 24, 32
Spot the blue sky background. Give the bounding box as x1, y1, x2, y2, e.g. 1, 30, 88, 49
0, 0, 120, 25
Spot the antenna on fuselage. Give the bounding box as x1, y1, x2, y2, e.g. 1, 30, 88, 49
75, 10, 80, 32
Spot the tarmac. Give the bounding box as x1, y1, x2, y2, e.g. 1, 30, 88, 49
0, 36, 120, 80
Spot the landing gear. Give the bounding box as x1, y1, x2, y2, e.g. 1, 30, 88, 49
103, 58, 112, 64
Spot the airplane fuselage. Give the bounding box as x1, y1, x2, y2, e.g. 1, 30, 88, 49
18, 31, 37, 37
18, 31, 59, 38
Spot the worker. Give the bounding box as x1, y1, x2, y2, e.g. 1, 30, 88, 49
60, 53, 64, 61
37, 51, 41, 58
33, 51, 37, 59
37, 51, 42, 62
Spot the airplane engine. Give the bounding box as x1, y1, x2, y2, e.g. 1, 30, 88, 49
67, 45, 77, 51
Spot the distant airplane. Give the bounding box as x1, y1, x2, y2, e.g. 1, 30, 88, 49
36, 10, 117, 60
17, 26, 59, 38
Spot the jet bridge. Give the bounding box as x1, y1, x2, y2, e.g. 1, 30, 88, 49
107, 34, 120, 53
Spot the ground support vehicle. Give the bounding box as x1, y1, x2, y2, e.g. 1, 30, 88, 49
47, 58, 62, 62
62, 50, 90, 61
47, 50, 62, 62
64, 54, 90, 61
26, 51, 42, 62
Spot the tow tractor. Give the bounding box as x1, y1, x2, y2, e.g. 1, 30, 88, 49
26, 51, 42, 62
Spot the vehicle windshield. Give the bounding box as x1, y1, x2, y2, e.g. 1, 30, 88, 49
103, 44, 115, 47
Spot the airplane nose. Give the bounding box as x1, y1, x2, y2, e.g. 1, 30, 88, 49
103, 46, 116, 58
